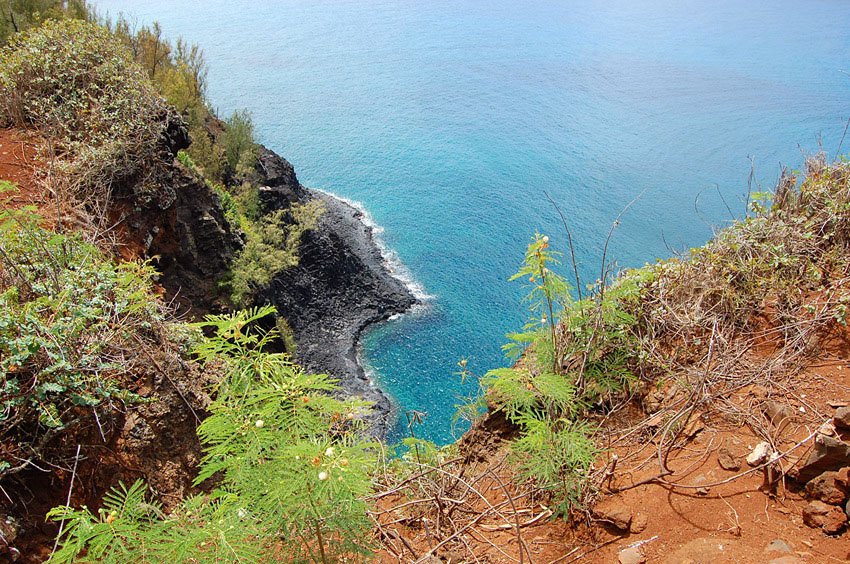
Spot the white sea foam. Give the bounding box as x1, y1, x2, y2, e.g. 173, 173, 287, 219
315, 188, 435, 313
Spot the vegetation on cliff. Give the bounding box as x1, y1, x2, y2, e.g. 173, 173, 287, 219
48, 307, 378, 563
0, 202, 164, 479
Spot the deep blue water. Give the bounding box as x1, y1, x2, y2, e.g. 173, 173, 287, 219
96, 0, 849, 444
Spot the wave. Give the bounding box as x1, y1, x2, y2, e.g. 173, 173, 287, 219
314, 188, 435, 314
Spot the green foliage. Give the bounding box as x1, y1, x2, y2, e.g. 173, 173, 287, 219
187, 126, 226, 182
229, 200, 325, 306
108, 18, 208, 125
479, 157, 850, 518
477, 233, 641, 515
223, 109, 257, 178
510, 415, 597, 517
0, 18, 169, 201
106, 15, 220, 184
0, 0, 93, 45
47, 480, 262, 563
50, 307, 379, 563
175, 149, 196, 172
0, 19, 157, 142
505, 233, 571, 372
0, 207, 162, 476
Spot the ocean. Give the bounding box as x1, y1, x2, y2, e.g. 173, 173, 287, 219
95, 0, 850, 443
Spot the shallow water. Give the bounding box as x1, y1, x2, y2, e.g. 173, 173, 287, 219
96, 0, 850, 443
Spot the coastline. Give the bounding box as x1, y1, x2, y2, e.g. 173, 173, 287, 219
259, 184, 419, 436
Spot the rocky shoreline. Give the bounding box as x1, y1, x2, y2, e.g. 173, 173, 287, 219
255, 147, 416, 436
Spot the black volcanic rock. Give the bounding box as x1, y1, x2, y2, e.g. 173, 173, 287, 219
255, 145, 308, 212
259, 190, 415, 433
119, 113, 240, 313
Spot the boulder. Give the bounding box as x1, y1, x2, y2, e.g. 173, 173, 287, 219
805, 471, 848, 505
796, 434, 850, 482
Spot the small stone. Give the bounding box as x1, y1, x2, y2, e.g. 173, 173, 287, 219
747, 441, 772, 467
683, 415, 704, 439
836, 467, 850, 489
764, 539, 793, 554
802, 500, 832, 528
618, 546, 645, 564
834, 406, 850, 430
630, 512, 648, 534
592, 500, 632, 531
749, 385, 768, 398
805, 471, 848, 505
718, 447, 742, 471
803, 500, 848, 534
822, 505, 848, 535
763, 400, 795, 433
691, 474, 711, 496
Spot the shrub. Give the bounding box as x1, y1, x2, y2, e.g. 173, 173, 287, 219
223, 109, 257, 178
187, 126, 226, 182
478, 232, 639, 515
0, 19, 169, 203
0, 206, 164, 477
0, 0, 92, 45
49, 307, 379, 563
229, 200, 325, 306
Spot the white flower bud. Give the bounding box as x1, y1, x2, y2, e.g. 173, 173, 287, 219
325, 447, 335, 457
542, 235, 549, 243
255, 420, 264, 428
318, 471, 329, 481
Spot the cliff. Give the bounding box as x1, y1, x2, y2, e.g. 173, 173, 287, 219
115, 128, 414, 431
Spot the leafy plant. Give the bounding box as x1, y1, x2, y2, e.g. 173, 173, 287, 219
0, 19, 171, 204
229, 200, 325, 306
223, 109, 257, 179
49, 307, 379, 563
477, 233, 641, 515
0, 0, 92, 45
511, 414, 596, 517
0, 207, 162, 476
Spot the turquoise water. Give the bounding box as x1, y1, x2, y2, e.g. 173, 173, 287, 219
96, 0, 849, 443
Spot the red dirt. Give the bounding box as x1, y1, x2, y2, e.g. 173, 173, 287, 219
375, 321, 850, 563
0, 128, 43, 207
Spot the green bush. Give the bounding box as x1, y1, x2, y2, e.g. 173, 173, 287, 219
49, 307, 379, 563
0, 206, 163, 477
0, 0, 92, 45
477, 233, 639, 515
0, 19, 169, 202
223, 109, 257, 178
187, 126, 226, 182
229, 200, 325, 306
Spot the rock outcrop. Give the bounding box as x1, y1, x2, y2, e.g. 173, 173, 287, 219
117, 111, 241, 313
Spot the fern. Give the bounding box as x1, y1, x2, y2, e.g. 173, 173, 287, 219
49, 307, 378, 563
511, 415, 597, 517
